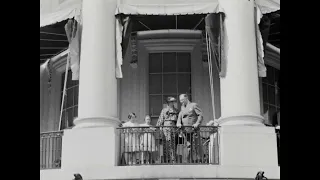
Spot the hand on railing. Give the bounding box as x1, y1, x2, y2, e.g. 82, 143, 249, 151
177, 123, 182, 128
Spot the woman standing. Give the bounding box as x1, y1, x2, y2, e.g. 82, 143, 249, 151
140, 115, 157, 164
156, 97, 179, 163
122, 112, 140, 165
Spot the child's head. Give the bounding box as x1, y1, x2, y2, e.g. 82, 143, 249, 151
144, 115, 151, 124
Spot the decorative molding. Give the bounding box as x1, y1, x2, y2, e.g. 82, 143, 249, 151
140, 39, 200, 52
201, 31, 208, 63
73, 116, 121, 128
137, 29, 202, 40
218, 114, 265, 126
130, 35, 138, 64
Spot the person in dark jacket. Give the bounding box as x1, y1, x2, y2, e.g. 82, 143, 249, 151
177, 94, 203, 163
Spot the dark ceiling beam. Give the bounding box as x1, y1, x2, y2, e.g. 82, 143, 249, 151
40, 47, 66, 49
40, 54, 56, 56
40, 38, 69, 42
40, 31, 67, 36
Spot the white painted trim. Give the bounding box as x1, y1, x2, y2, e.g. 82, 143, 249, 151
137, 29, 202, 40
140, 39, 200, 53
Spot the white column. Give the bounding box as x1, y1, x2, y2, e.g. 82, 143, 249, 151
218, 0, 264, 126
74, 0, 120, 128
216, 0, 279, 168
61, 0, 121, 170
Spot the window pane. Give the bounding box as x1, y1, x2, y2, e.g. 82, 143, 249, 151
149, 74, 162, 94
262, 83, 268, 103
178, 74, 191, 94
74, 86, 79, 105
67, 108, 74, 127
275, 69, 279, 83
163, 52, 176, 73
149, 53, 162, 73
60, 111, 66, 130
66, 70, 73, 88
276, 87, 280, 107
267, 66, 274, 85
71, 80, 79, 87
74, 106, 78, 118
268, 106, 277, 126
151, 117, 158, 126
66, 88, 73, 107
268, 86, 275, 105
263, 103, 269, 115
163, 74, 177, 94
262, 77, 267, 83
150, 95, 163, 116
177, 53, 191, 72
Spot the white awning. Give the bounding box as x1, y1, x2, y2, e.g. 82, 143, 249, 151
116, 0, 223, 15
115, 0, 280, 15
255, 0, 280, 14
40, 0, 279, 79
40, 0, 82, 27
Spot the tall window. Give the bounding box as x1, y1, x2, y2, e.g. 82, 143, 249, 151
60, 70, 79, 129
149, 52, 192, 125
262, 65, 280, 125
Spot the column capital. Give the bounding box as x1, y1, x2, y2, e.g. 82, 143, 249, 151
74, 116, 121, 128
218, 114, 264, 126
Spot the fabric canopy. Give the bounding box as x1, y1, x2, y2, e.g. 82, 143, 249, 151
116, 0, 279, 16
116, 0, 223, 15
115, 0, 280, 78
40, 0, 82, 27
40, 0, 280, 78
255, 0, 280, 14
41, 0, 82, 80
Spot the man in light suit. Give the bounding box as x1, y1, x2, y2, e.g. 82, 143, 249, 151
177, 94, 203, 163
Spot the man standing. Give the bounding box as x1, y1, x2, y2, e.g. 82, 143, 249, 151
177, 94, 203, 163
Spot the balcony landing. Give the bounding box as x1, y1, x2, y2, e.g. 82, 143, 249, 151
40, 165, 280, 180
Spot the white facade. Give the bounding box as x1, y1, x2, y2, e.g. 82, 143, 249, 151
40, 0, 280, 179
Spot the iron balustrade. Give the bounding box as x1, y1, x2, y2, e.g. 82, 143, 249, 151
117, 126, 219, 166
40, 131, 63, 169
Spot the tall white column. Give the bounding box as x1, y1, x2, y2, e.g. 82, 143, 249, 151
61, 0, 121, 170
74, 0, 120, 128
216, 0, 279, 168
218, 0, 264, 126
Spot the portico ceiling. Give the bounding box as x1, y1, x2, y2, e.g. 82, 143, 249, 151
40, 20, 69, 65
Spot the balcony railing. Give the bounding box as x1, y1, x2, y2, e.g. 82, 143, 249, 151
117, 126, 219, 166
40, 131, 63, 170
